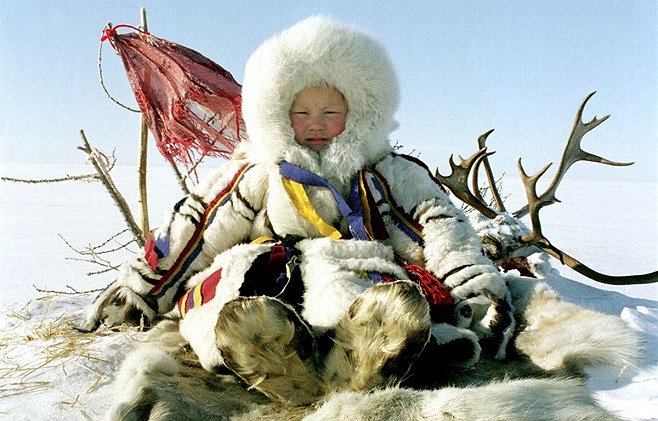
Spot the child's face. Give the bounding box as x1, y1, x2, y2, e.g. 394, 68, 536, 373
289, 85, 347, 152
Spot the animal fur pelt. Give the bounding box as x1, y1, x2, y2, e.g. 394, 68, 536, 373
104, 277, 638, 420
308, 378, 616, 421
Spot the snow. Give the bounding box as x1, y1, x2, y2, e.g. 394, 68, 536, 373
0, 163, 657, 420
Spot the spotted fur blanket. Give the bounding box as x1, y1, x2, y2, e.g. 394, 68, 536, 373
105, 276, 638, 421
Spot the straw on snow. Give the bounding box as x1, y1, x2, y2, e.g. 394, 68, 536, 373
0, 294, 145, 399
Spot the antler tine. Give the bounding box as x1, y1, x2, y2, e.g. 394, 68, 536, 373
475, 129, 506, 212
514, 91, 634, 218
550, 253, 658, 285
517, 158, 554, 247
435, 148, 498, 219
517, 154, 657, 285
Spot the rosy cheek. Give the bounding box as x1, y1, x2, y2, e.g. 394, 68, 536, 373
290, 117, 304, 138
331, 119, 346, 137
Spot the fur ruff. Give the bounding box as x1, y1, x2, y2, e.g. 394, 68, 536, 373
104, 278, 636, 420
240, 16, 399, 192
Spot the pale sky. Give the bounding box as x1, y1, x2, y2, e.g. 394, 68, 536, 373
1, 1, 656, 183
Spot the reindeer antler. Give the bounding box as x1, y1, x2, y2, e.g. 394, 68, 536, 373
437, 92, 657, 285
514, 91, 633, 218
475, 130, 506, 213
435, 147, 498, 219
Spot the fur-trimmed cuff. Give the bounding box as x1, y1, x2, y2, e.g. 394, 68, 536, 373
443, 265, 507, 301
118, 258, 163, 294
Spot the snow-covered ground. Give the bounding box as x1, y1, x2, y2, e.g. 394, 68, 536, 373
0, 163, 656, 420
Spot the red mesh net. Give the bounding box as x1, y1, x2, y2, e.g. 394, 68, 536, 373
103, 25, 243, 164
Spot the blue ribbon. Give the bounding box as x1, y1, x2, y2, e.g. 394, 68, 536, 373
279, 161, 370, 241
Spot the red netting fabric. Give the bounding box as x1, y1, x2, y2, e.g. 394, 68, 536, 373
103, 26, 243, 164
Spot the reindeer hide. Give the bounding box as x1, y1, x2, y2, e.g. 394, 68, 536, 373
105, 276, 637, 421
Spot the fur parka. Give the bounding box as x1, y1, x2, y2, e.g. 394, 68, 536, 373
85, 15, 528, 408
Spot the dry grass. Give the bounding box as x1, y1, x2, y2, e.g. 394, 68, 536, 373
0, 294, 143, 401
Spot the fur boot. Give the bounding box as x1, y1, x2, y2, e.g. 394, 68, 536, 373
322, 280, 431, 391
215, 296, 324, 405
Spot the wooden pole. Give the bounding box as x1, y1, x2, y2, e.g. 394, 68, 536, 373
137, 7, 150, 237
79, 130, 145, 246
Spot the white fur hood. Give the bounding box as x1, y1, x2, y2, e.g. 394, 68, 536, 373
239, 16, 400, 190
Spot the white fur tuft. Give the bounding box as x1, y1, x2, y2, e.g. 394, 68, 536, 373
509, 276, 641, 372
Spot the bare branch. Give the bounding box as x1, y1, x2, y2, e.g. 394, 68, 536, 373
78, 130, 145, 246
33, 284, 103, 295
86, 267, 119, 276
77, 229, 136, 255
1, 174, 99, 184
59, 230, 137, 276
1, 150, 117, 185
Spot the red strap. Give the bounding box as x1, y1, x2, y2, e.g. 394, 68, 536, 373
144, 233, 158, 270
401, 260, 454, 323
100, 24, 146, 42
200, 268, 222, 303
269, 245, 288, 267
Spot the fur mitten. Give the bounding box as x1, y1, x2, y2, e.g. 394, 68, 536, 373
80, 260, 160, 332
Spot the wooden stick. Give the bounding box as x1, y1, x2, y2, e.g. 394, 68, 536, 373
168, 157, 191, 194
137, 6, 150, 237
78, 130, 145, 246
1, 174, 99, 183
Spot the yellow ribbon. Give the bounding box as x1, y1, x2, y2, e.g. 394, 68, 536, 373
359, 171, 375, 240
281, 178, 342, 240
251, 236, 276, 244
179, 290, 190, 318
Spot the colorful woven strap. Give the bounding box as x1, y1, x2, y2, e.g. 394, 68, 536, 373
368, 168, 425, 246
177, 268, 222, 318
150, 163, 253, 296
281, 177, 342, 239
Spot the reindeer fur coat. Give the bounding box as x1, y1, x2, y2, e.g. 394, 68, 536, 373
83, 17, 639, 420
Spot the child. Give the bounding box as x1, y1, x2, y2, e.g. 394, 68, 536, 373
83, 16, 515, 404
